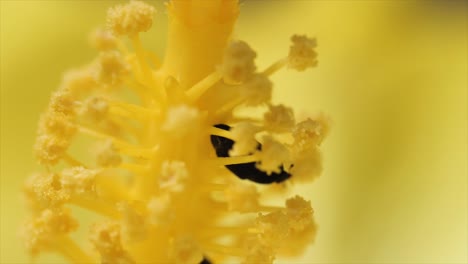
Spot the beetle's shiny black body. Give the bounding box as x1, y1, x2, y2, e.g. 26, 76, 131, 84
200, 257, 212, 264
210, 124, 291, 184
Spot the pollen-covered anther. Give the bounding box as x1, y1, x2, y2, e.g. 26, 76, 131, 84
288, 34, 318, 71
118, 203, 148, 243
81, 96, 109, 121
159, 160, 189, 193
49, 89, 77, 116
290, 147, 322, 183
229, 122, 260, 156
292, 117, 329, 151
242, 242, 275, 264
34, 112, 76, 164
96, 50, 130, 85
256, 136, 290, 175
34, 134, 72, 165
24, 172, 70, 211
107, 0, 155, 37
60, 68, 98, 97
162, 105, 201, 138
275, 196, 317, 256
258, 214, 313, 257
264, 104, 295, 133
241, 74, 273, 106
89, 221, 135, 264
89, 27, 118, 50
170, 235, 203, 264
224, 181, 259, 212
94, 140, 122, 167
255, 210, 289, 248
219, 40, 257, 84
285, 195, 314, 232
38, 112, 76, 139
22, 207, 78, 256
288, 117, 329, 181
60, 167, 98, 195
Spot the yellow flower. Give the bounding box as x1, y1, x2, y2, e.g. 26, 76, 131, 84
22, 0, 326, 263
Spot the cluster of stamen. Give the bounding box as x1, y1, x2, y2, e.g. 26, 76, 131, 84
23, 1, 326, 263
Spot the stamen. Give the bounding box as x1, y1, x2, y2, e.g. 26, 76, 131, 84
107, 0, 155, 37
131, 35, 165, 101
89, 27, 118, 51
288, 35, 318, 71
77, 125, 155, 158
106, 98, 158, 120
131, 35, 153, 82
122, 77, 152, 105
257, 205, 282, 212
117, 146, 155, 158
116, 39, 129, 55
219, 40, 256, 84
208, 126, 235, 140
262, 57, 288, 76
119, 162, 150, 174
70, 196, 120, 219
76, 125, 137, 149
230, 116, 262, 124
106, 117, 141, 139
214, 96, 245, 118
95, 174, 132, 201
212, 154, 259, 166
89, 221, 136, 264
186, 71, 222, 102
55, 235, 94, 264
62, 153, 86, 168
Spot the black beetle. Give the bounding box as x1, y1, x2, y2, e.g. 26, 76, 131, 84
200, 256, 212, 264
210, 124, 291, 184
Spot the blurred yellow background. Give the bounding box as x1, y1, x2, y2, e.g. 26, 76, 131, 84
1, 0, 466, 263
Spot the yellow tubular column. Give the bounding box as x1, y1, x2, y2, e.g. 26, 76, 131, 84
161, 0, 239, 89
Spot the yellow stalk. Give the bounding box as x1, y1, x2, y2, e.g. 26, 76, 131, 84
212, 153, 259, 166
96, 174, 132, 201
185, 71, 222, 102
123, 76, 149, 103
214, 96, 245, 117
107, 118, 141, 139
257, 205, 282, 212
208, 126, 234, 140
107, 98, 158, 119
131, 34, 166, 101
119, 162, 150, 174
131, 35, 152, 83
62, 153, 86, 168
55, 235, 94, 264
262, 57, 288, 76
116, 39, 129, 55
77, 125, 138, 149
70, 196, 120, 219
